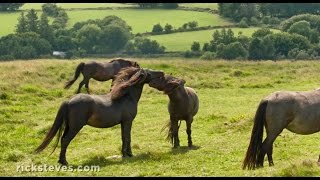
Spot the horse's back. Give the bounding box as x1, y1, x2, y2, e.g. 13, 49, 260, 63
263, 90, 320, 134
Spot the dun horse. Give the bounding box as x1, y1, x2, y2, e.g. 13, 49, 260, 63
34, 67, 164, 165
64, 58, 140, 94
243, 89, 320, 170
149, 75, 199, 148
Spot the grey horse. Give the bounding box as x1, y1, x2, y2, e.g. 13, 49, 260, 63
64, 58, 140, 94
243, 88, 320, 170
149, 75, 199, 148
35, 67, 164, 165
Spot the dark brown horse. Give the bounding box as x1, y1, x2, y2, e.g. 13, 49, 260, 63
64, 58, 140, 94
34, 67, 164, 165
243, 89, 320, 170
149, 75, 199, 148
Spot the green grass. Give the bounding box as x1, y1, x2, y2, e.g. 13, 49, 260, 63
1, 58, 320, 176
0, 8, 232, 36
149, 28, 281, 52
66, 9, 232, 34
20, 3, 137, 10
180, 3, 218, 10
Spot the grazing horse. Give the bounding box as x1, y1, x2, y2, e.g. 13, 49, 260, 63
243, 89, 320, 170
149, 75, 199, 148
64, 58, 140, 94
34, 67, 164, 165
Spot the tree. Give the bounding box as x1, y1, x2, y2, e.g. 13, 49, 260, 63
288, 20, 312, 38
164, 23, 173, 33
38, 13, 54, 44
252, 28, 273, 38
75, 24, 102, 53
191, 42, 200, 52
162, 3, 178, 9
217, 42, 248, 59
16, 12, 27, 34
152, 23, 163, 33
0, 3, 24, 11
188, 21, 198, 29
42, 3, 60, 17
25, 9, 39, 33
133, 37, 165, 54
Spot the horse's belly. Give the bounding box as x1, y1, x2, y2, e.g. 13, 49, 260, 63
286, 117, 320, 135
87, 114, 121, 128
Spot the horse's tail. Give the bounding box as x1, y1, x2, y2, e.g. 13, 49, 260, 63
64, 62, 85, 89
161, 119, 181, 146
34, 101, 68, 154
242, 100, 268, 170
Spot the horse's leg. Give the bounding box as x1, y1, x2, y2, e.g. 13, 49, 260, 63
84, 78, 90, 94
171, 118, 180, 148
58, 122, 84, 165
257, 123, 283, 168
186, 116, 193, 148
77, 80, 85, 94
121, 120, 133, 157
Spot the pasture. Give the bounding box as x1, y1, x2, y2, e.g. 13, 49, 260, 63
0, 58, 320, 176
0, 8, 232, 37
149, 28, 281, 52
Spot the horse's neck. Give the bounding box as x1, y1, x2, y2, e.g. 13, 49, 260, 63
168, 86, 187, 103
128, 84, 144, 103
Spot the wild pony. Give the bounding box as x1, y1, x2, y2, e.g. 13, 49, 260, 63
64, 58, 140, 94
243, 89, 320, 170
149, 75, 199, 148
34, 67, 164, 165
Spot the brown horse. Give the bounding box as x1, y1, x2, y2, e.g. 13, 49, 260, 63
243, 89, 320, 170
64, 58, 140, 94
149, 75, 199, 148
34, 67, 164, 165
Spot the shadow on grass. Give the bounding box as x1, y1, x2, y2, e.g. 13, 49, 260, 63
79, 152, 156, 168
170, 145, 201, 155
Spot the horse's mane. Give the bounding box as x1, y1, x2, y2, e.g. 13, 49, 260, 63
110, 67, 145, 100
109, 58, 140, 68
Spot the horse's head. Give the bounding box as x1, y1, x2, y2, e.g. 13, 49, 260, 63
110, 67, 163, 100
148, 74, 185, 94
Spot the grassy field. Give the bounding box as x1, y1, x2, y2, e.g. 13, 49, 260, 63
20, 3, 137, 10
1, 58, 320, 176
0, 8, 232, 37
66, 9, 232, 34
149, 28, 281, 52
180, 3, 218, 10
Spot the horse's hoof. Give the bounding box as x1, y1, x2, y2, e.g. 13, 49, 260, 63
269, 162, 274, 166
58, 159, 68, 166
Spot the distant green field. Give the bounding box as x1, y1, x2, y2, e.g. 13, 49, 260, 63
149, 28, 281, 52
20, 3, 137, 10
66, 9, 232, 34
0, 9, 232, 37
180, 3, 218, 10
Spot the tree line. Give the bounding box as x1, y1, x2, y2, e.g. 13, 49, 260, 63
0, 4, 165, 60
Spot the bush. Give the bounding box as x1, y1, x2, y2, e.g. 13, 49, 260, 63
191, 42, 200, 51
200, 51, 216, 60
152, 23, 163, 33
250, 17, 260, 26
188, 21, 198, 29
295, 50, 310, 60
42, 3, 60, 17
239, 18, 249, 28
164, 23, 173, 33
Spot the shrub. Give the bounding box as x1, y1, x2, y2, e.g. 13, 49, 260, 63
239, 17, 249, 28
152, 23, 163, 33
200, 51, 216, 60
191, 42, 200, 52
